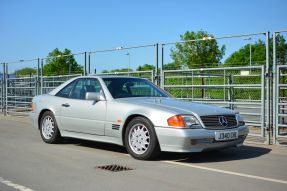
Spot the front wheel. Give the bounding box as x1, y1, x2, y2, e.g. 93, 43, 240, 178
40, 111, 61, 144
125, 117, 160, 160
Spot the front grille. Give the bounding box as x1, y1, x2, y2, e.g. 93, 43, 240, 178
200, 115, 238, 129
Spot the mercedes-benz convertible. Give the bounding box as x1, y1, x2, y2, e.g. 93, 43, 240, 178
30, 76, 248, 160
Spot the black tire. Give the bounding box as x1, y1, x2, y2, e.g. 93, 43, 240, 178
39, 111, 61, 144
125, 117, 161, 160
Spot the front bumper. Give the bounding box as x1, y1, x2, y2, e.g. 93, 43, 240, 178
30, 112, 39, 129
155, 125, 249, 152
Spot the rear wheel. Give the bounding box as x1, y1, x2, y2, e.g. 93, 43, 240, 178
40, 111, 61, 144
125, 117, 160, 160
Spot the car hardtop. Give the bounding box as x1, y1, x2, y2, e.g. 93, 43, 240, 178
48, 75, 149, 96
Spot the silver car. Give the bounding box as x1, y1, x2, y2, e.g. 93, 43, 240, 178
30, 76, 248, 160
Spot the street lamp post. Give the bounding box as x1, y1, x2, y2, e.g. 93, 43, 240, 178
243, 37, 252, 67
66, 60, 71, 75
244, 37, 252, 100
126, 53, 131, 76
69, 61, 71, 75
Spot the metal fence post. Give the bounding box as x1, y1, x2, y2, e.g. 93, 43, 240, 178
261, 65, 266, 138
191, 71, 194, 100
88, 52, 91, 75
36, 58, 40, 95
1, 63, 4, 114
265, 31, 271, 144
4, 63, 8, 116
223, 69, 226, 102
41, 59, 44, 94
231, 75, 235, 110
84, 52, 87, 76
160, 44, 165, 88
155, 43, 159, 86
151, 69, 154, 83
272, 32, 277, 144
227, 75, 233, 109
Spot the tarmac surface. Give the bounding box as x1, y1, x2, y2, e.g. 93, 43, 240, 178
0, 115, 287, 191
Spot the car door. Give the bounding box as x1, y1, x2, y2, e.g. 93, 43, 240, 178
58, 78, 106, 135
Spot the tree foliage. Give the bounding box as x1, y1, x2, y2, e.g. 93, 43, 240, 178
14, 67, 36, 77
136, 64, 155, 71
170, 30, 226, 69
101, 68, 134, 73
224, 40, 265, 66
224, 35, 287, 66
274, 34, 287, 65
110, 68, 132, 73
44, 48, 83, 75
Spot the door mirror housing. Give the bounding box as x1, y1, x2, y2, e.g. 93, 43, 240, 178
86, 92, 105, 101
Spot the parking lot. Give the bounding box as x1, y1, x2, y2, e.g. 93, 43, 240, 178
0, 115, 287, 191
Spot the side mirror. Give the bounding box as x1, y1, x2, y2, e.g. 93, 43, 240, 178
86, 92, 105, 101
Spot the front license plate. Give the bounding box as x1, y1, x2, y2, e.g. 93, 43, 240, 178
215, 131, 238, 141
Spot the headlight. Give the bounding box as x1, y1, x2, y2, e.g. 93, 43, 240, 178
235, 114, 245, 126
167, 115, 202, 129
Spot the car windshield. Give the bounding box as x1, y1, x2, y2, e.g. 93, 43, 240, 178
102, 77, 169, 99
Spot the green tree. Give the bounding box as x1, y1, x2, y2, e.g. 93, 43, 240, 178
224, 40, 266, 66
163, 62, 179, 70
137, 64, 155, 71
170, 30, 226, 69
110, 68, 132, 73
14, 67, 36, 77
224, 35, 287, 66
274, 34, 287, 65
44, 48, 83, 75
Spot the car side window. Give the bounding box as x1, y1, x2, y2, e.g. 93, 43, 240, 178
56, 81, 76, 98
69, 79, 102, 100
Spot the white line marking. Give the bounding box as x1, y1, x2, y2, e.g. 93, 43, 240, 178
0, 177, 34, 191
164, 161, 287, 185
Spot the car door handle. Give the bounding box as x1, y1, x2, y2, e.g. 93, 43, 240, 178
61, 103, 70, 107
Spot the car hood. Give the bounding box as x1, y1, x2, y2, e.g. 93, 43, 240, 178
118, 97, 237, 116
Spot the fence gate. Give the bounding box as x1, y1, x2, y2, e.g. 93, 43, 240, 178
41, 74, 82, 94
162, 66, 267, 143
275, 65, 287, 144
6, 77, 37, 116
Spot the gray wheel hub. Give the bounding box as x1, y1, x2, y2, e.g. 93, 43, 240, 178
128, 124, 150, 155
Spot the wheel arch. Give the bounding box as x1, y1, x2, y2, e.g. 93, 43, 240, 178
121, 114, 155, 146
38, 109, 53, 129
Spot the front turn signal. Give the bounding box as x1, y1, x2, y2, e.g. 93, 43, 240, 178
167, 115, 185, 128
31, 102, 36, 112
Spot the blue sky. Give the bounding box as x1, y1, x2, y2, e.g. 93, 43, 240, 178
0, 0, 287, 73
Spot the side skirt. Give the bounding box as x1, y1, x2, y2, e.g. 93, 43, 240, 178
61, 130, 123, 146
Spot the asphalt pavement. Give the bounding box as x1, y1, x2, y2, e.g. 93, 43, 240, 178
0, 115, 287, 191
